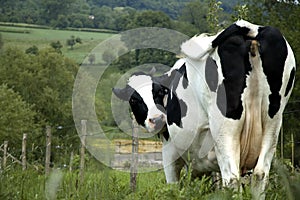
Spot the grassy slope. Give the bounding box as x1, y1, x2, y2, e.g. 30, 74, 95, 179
0, 25, 114, 63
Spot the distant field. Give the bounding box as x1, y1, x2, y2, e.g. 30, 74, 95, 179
0, 25, 115, 63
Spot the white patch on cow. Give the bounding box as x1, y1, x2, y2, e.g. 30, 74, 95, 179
210, 47, 225, 83
280, 40, 296, 100
236, 19, 260, 38
166, 58, 186, 76
163, 94, 168, 107
181, 33, 220, 60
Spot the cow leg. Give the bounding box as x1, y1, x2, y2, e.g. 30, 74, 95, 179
251, 116, 282, 200
162, 140, 185, 183
213, 119, 242, 187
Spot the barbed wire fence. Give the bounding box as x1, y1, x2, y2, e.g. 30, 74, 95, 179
0, 107, 299, 188
0, 118, 143, 190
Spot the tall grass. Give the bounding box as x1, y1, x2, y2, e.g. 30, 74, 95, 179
1, 159, 299, 200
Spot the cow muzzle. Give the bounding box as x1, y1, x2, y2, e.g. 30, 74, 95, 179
147, 114, 165, 132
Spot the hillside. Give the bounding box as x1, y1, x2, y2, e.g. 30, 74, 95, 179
89, 0, 240, 16
0, 0, 240, 26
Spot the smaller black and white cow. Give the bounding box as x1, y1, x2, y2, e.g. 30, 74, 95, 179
113, 20, 296, 199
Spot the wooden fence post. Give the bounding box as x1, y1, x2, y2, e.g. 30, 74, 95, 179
22, 133, 27, 171
280, 126, 284, 159
69, 151, 74, 172
3, 141, 8, 169
130, 113, 139, 192
45, 126, 52, 176
291, 131, 294, 172
79, 120, 87, 185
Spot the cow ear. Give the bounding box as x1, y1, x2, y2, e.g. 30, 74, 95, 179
149, 67, 156, 76
153, 74, 172, 89
112, 87, 132, 101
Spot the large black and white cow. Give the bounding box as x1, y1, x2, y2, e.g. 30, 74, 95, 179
113, 20, 296, 198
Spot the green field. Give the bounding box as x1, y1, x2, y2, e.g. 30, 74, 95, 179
1, 160, 300, 200
0, 25, 115, 63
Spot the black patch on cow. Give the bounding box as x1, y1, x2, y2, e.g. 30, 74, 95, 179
285, 67, 295, 97
113, 85, 149, 126
151, 78, 171, 141
165, 64, 188, 127
268, 93, 281, 119
167, 94, 187, 127
256, 26, 288, 118
151, 64, 188, 128
152, 82, 169, 113
163, 129, 169, 141
128, 88, 148, 126
212, 24, 251, 48
177, 63, 189, 89
171, 64, 189, 91
216, 82, 227, 116
216, 35, 252, 120
205, 57, 219, 92
157, 125, 169, 141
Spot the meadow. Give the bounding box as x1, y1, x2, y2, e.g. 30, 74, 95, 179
1, 159, 300, 200
0, 24, 115, 63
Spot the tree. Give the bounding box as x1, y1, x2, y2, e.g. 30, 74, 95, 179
67, 36, 76, 49
179, 1, 209, 33
232, 4, 250, 21
0, 84, 38, 150
66, 36, 82, 49
55, 15, 70, 28
102, 49, 115, 64
116, 10, 177, 71
88, 53, 96, 65
75, 37, 82, 44
126, 10, 172, 29
0, 47, 78, 152
207, 0, 224, 33
25, 45, 39, 55
72, 19, 83, 28
41, 0, 74, 24
92, 6, 116, 29
50, 41, 63, 54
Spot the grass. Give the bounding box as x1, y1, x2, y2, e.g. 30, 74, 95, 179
1, 159, 300, 200
0, 25, 115, 63
0, 165, 166, 200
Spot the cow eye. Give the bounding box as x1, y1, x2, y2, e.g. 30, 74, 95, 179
158, 89, 165, 96
158, 88, 169, 96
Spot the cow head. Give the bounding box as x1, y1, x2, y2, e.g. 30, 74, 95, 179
112, 72, 169, 133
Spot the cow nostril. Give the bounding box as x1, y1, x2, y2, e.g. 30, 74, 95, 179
149, 118, 154, 124
149, 115, 164, 124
